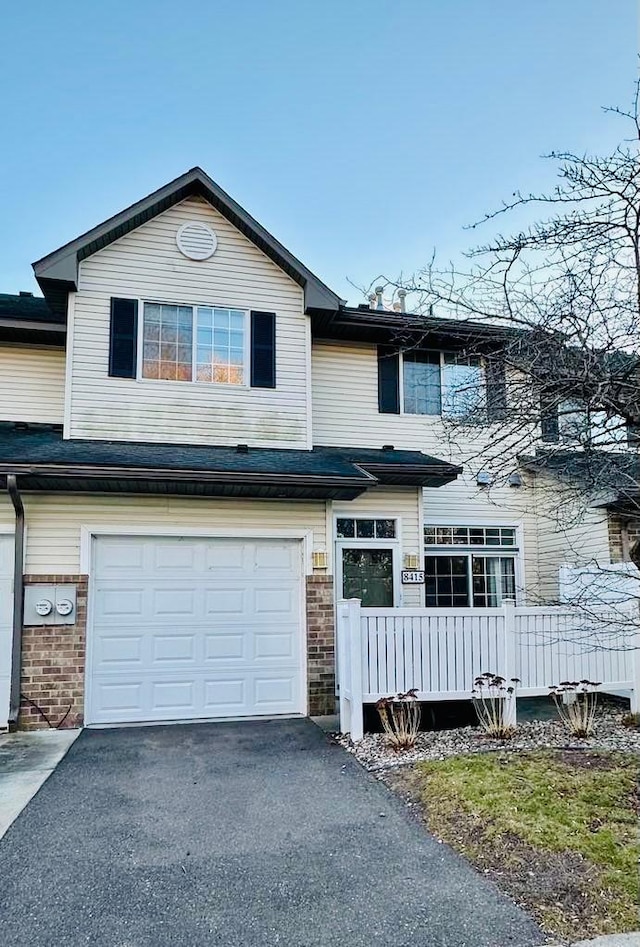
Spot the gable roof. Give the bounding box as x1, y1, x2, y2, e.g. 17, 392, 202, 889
33, 167, 343, 316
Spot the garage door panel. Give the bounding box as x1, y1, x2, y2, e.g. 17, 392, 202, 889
152, 634, 196, 662
204, 588, 246, 614
204, 542, 248, 570
88, 537, 304, 725
94, 541, 146, 572
153, 543, 198, 570
98, 634, 144, 665
204, 633, 246, 660
253, 632, 295, 659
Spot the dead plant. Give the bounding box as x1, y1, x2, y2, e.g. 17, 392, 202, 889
549, 681, 601, 737
471, 672, 519, 739
376, 689, 421, 749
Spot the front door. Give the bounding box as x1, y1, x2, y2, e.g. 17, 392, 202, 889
341, 548, 394, 607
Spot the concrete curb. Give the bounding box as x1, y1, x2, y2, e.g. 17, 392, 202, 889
0, 728, 80, 839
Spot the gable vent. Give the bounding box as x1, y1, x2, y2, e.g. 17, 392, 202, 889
176, 221, 218, 261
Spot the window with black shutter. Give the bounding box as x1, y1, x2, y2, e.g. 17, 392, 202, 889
109, 298, 138, 378
250, 311, 276, 388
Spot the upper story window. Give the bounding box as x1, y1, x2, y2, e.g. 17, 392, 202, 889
402, 351, 486, 417
378, 346, 494, 418
142, 303, 246, 385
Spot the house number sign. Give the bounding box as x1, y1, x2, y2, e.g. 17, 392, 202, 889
401, 570, 425, 584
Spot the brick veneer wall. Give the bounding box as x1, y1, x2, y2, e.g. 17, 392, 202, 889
608, 517, 640, 563
18, 572, 335, 729
19, 575, 88, 730
306, 575, 336, 716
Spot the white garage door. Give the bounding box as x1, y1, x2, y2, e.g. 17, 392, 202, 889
87, 536, 304, 726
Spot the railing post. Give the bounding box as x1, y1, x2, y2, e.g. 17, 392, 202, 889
502, 598, 517, 728
631, 603, 640, 715
336, 600, 351, 734
347, 598, 364, 741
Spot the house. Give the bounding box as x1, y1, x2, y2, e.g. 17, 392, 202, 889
0, 167, 636, 731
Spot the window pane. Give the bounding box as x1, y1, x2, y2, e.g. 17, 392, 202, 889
424, 556, 469, 607
442, 355, 486, 418
471, 556, 516, 606
356, 519, 375, 538
403, 351, 442, 415
342, 549, 394, 607
424, 526, 436, 545
143, 303, 192, 381
375, 519, 396, 539
336, 518, 355, 538
196, 308, 245, 385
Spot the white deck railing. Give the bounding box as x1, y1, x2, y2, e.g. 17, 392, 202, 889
336, 599, 640, 740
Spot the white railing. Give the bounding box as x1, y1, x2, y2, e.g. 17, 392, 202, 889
337, 598, 640, 740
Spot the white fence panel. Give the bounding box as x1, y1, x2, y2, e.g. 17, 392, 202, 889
515, 605, 636, 695
337, 598, 640, 740
359, 607, 506, 702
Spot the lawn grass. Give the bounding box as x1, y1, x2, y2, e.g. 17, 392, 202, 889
394, 750, 639, 941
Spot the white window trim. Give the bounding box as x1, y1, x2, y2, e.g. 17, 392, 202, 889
334, 515, 402, 607
423, 520, 525, 606
399, 349, 486, 418
136, 298, 250, 390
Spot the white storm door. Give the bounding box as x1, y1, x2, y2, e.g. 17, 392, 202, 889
87, 536, 303, 725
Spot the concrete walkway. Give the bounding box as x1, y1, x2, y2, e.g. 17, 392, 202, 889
0, 718, 543, 947
0, 727, 79, 839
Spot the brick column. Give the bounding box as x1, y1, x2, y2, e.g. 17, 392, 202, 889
306, 575, 335, 716
19, 575, 88, 730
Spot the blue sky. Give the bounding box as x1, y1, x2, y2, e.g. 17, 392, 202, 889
0, 0, 636, 303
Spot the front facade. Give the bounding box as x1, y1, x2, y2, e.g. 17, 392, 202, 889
0, 168, 634, 730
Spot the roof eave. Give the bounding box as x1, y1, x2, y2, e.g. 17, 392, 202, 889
32, 168, 342, 315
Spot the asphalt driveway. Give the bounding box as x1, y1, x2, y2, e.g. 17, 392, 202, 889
0, 719, 543, 947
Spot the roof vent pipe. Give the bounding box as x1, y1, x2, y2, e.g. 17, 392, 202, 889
375, 286, 384, 310
368, 293, 377, 310
398, 289, 407, 313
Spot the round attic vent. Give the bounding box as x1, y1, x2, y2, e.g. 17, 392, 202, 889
176, 221, 217, 260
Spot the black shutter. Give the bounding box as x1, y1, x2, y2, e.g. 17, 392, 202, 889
540, 392, 560, 443
377, 345, 400, 414
486, 356, 507, 421
250, 311, 276, 388
109, 298, 138, 378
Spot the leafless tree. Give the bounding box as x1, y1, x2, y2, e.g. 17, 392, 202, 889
368, 82, 640, 620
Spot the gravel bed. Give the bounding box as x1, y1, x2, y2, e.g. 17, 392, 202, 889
335, 708, 640, 771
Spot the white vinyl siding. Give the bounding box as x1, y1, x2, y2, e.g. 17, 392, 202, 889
532, 472, 612, 602
334, 487, 423, 607
313, 340, 540, 602
0, 345, 65, 424
68, 196, 309, 448
0, 495, 327, 575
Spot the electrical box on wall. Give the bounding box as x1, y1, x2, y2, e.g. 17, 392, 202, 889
24, 585, 77, 626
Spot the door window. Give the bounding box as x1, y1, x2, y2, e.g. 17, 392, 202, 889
342, 548, 394, 607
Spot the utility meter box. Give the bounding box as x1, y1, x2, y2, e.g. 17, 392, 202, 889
24, 585, 77, 626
